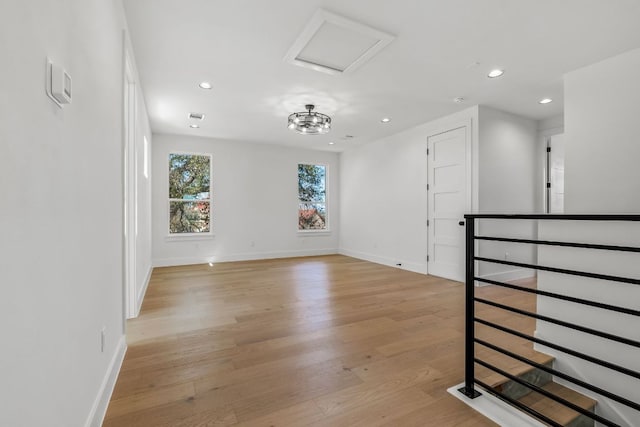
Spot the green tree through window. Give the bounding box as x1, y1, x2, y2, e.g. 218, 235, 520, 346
298, 164, 327, 230
169, 153, 211, 233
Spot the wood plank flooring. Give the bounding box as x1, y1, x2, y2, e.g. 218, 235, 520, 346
104, 255, 519, 426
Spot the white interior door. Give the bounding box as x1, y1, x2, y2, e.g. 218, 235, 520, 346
547, 134, 565, 213
427, 126, 468, 282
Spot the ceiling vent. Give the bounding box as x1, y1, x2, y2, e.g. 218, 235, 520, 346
284, 9, 395, 75
188, 112, 205, 120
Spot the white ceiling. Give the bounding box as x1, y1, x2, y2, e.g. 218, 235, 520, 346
123, 0, 640, 152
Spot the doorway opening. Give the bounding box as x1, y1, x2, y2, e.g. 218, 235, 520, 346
545, 134, 565, 214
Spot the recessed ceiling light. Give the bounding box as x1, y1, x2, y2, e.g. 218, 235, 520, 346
381, 117, 391, 123
189, 124, 199, 129
487, 69, 504, 78
539, 98, 553, 104
199, 82, 212, 90
328, 142, 335, 145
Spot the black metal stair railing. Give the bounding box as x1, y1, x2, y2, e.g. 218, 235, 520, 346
458, 214, 640, 427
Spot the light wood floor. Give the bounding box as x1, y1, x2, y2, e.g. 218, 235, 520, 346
104, 255, 525, 426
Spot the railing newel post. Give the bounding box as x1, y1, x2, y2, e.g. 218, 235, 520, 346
459, 215, 481, 399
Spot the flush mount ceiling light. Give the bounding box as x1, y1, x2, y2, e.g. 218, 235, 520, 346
488, 69, 504, 78
539, 98, 553, 104
288, 104, 331, 135
199, 81, 212, 89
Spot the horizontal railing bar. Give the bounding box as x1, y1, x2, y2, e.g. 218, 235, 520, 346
474, 379, 563, 427
475, 297, 640, 348
474, 235, 640, 253
475, 338, 640, 413
474, 317, 640, 380
475, 358, 620, 427
465, 214, 640, 221
475, 256, 640, 286
475, 277, 640, 317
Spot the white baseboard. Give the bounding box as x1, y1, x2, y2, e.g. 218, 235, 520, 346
478, 268, 535, 284
85, 336, 127, 427
338, 248, 427, 274
134, 266, 153, 317
153, 248, 339, 267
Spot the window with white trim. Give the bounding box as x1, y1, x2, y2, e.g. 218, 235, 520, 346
298, 163, 327, 230
168, 153, 211, 234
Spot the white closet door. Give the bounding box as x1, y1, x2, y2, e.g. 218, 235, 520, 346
428, 126, 468, 282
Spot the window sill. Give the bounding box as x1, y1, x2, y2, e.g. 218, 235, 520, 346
297, 230, 332, 236
165, 233, 215, 242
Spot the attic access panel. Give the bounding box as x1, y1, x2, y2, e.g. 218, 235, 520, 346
284, 9, 395, 75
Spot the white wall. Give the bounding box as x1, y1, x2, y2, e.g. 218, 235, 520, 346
536, 48, 640, 424
339, 106, 479, 274
339, 105, 538, 279
0, 0, 135, 426
476, 106, 538, 281
152, 134, 339, 266
478, 106, 538, 214
564, 48, 640, 213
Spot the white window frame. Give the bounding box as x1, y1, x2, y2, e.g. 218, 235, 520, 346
167, 152, 213, 239
297, 162, 330, 234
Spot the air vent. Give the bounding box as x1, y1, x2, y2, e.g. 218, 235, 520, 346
189, 112, 205, 120
284, 9, 395, 75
